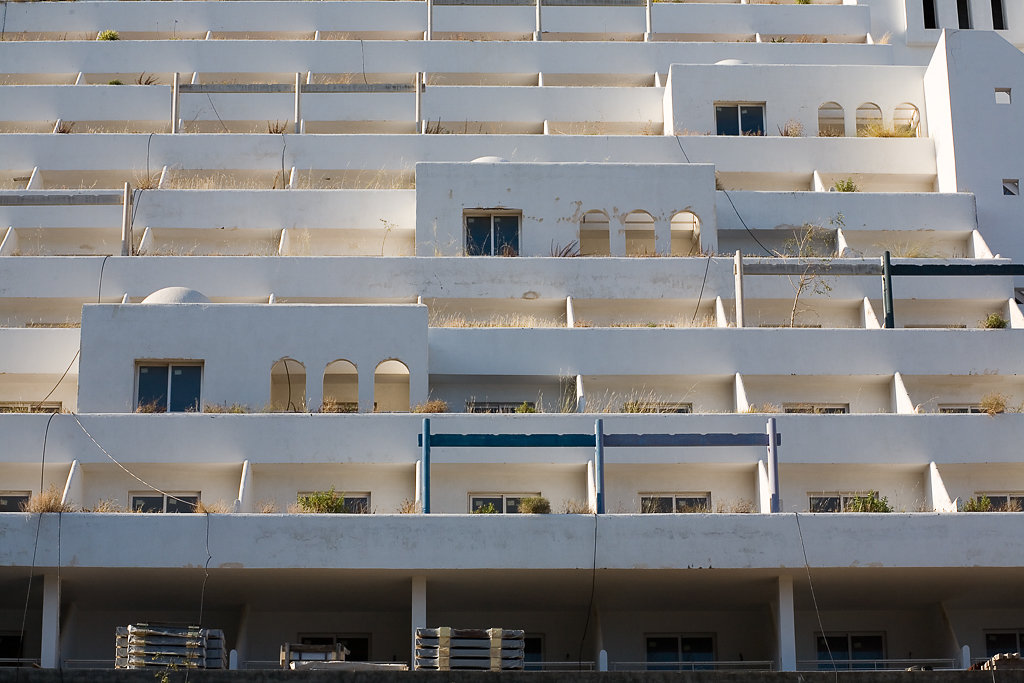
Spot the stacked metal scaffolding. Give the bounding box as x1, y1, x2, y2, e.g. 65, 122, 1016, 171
415, 627, 524, 671
115, 624, 226, 669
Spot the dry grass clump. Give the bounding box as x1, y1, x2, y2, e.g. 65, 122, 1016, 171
266, 120, 289, 134
320, 399, 358, 413
715, 498, 755, 513
517, 496, 551, 514
561, 498, 593, 514
429, 312, 563, 328
412, 399, 449, 413
22, 485, 76, 513
979, 392, 1009, 416
256, 500, 279, 513
778, 119, 804, 137
584, 388, 689, 414
132, 170, 161, 190
195, 499, 233, 513
203, 402, 250, 413
745, 402, 781, 413
89, 499, 130, 513
875, 241, 939, 258
397, 498, 420, 514
858, 122, 916, 138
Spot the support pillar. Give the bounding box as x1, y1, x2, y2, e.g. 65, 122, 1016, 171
411, 576, 427, 668
734, 250, 745, 328
881, 251, 894, 329
41, 572, 61, 669
594, 419, 605, 514
766, 417, 780, 513
776, 575, 796, 672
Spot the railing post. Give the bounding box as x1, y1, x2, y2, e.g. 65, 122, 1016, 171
734, 250, 745, 328
594, 418, 605, 514
421, 418, 431, 514
171, 71, 180, 133
294, 72, 301, 134
766, 418, 779, 513
120, 182, 132, 256
882, 250, 895, 329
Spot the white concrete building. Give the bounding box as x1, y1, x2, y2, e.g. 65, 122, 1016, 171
0, 0, 1023, 673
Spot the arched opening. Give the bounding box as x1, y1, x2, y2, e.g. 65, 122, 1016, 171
624, 210, 655, 256
818, 102, 845, 137
270, 358, 306, 412
374, 359, 410, 412
894, 102, 921, 137
579, 210, 610, 256
323, 359, 358, 412
670, 211, 701, 256
855, 102, 882, 136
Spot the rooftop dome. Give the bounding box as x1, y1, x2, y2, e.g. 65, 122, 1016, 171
470, 156, 510, 163
140, 287, 211, 304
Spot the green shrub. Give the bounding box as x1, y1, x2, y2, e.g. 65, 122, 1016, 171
295, 487, 346, 514
472, 502, 498, 514
961, 496, 991, 512
97, 30, 120, 41
832, 178, 859, 192
981, 313, 1008, 329
108, 79, 123, 85
514, 401, 537, 413
518, 497, 551, 514
844, 492, 891, 512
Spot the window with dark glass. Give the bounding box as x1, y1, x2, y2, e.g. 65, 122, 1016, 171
808, 492, 880, 512
991, 0, 1006, 30
957, 0, 972, 28
523, 636, 544, 671
715, 104, 765, 136
469, 493, 537, 513
0, 492, 31, 512
922, 0, 938, 28
465, 214, 520, 256
985, 632, 1023, 657
646, 635, 715, 671
816, 633, 885, 669
137, 363, 203, 412
641, 493, 711, 513
131, 492, 199, 513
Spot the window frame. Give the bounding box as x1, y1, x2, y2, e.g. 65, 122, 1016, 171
135, 361, 204, 413
129, 491, 200, 513
783, 403, 850, 414
975, 492, 1024, 511
623, 401, 692, 414
466, 401, 535, 414
808, 492, 879, 512
984, 631, 1023, 657
0, 491, 32, 512
640, 492, 712, 514
469, 492, 540, 514
938, 404, 984, 414
645, 633, 717, 671
714, 102, 765, 136
464, 211, 522, 256
1003, 179, 1020, 196
815, 632, 886, 669
0, 401, 61, 414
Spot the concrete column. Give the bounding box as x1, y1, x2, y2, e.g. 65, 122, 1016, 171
358, 367, 375, 413
609, 217, 627, 256
411, 576, 427, 667
653, 219, 670, 255
776, 575, 796, 672
733, 251, 744, 327
41, 572, 61, 668
306, 364, 323, 412
235, 603, 251, 668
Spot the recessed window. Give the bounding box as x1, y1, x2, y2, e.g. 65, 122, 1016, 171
715, 104, 765, 136
646, 634, 715, 671
470, 493, 538, 513
641, 493, 711, 513
809, 492, 879, 512
523, 636, 544, 671
995, 88, 1012, 105
1003, 179, 1019, 196
623, 401, 692, 414
816, 633, 885, 668
938, 404, 983, 413
0, 492, 31, 512
466, 401, 535, 414
136, 362, 203, 412
922, 0, 938, 28
784, 403, 849, 414
986, 632, 1024, 657
131, 492, 199, 513
0, 401, 61, 414
991, 0, 1007, 30
0, 633, 24, 663
299, 634, 371, 661
975, 492, 1024, 511
465, 213, 520, 256
956, 0, 972, 28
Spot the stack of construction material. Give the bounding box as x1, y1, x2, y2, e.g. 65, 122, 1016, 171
415, 627, 524, 671
115, 624, 226, 669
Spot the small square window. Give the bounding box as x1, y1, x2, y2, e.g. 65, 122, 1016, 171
131, 492, 199, 513
0, 492, 31, 512
469, 493, 540, 513
641, 493, 711, 513
1003, 179, 1019, 196
464, 213, 520, 256
715, 104, 765, 136
137, 362, 203, 412
995, 89, 1011, 105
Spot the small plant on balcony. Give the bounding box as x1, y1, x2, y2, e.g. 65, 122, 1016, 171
97, 30, 120, 41
518, 497, 551, 514
108, 79, 124, 85
832, 178, 859, 192
859, 123, 916, 138
960, 495, 992, 512
778, 119, 804, 137
203, 402, 250, 413
979, 392, 1008, 416
844, 492, 892, 513
472, 502, 498, 514
195, 500, 232, 514
412, 398, 449, 413
397, 498, 420, 514
981, 313, 1008, 329
514, 401, 538, 413
22, 485, 76, 513
294, 487, 347, 514
561, 498, 592, 514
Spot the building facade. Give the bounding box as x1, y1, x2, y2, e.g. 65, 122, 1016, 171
1, 0, 1023, 672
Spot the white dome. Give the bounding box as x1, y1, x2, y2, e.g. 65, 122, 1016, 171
141, 287, 211, 304
470, 156, 510, 163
